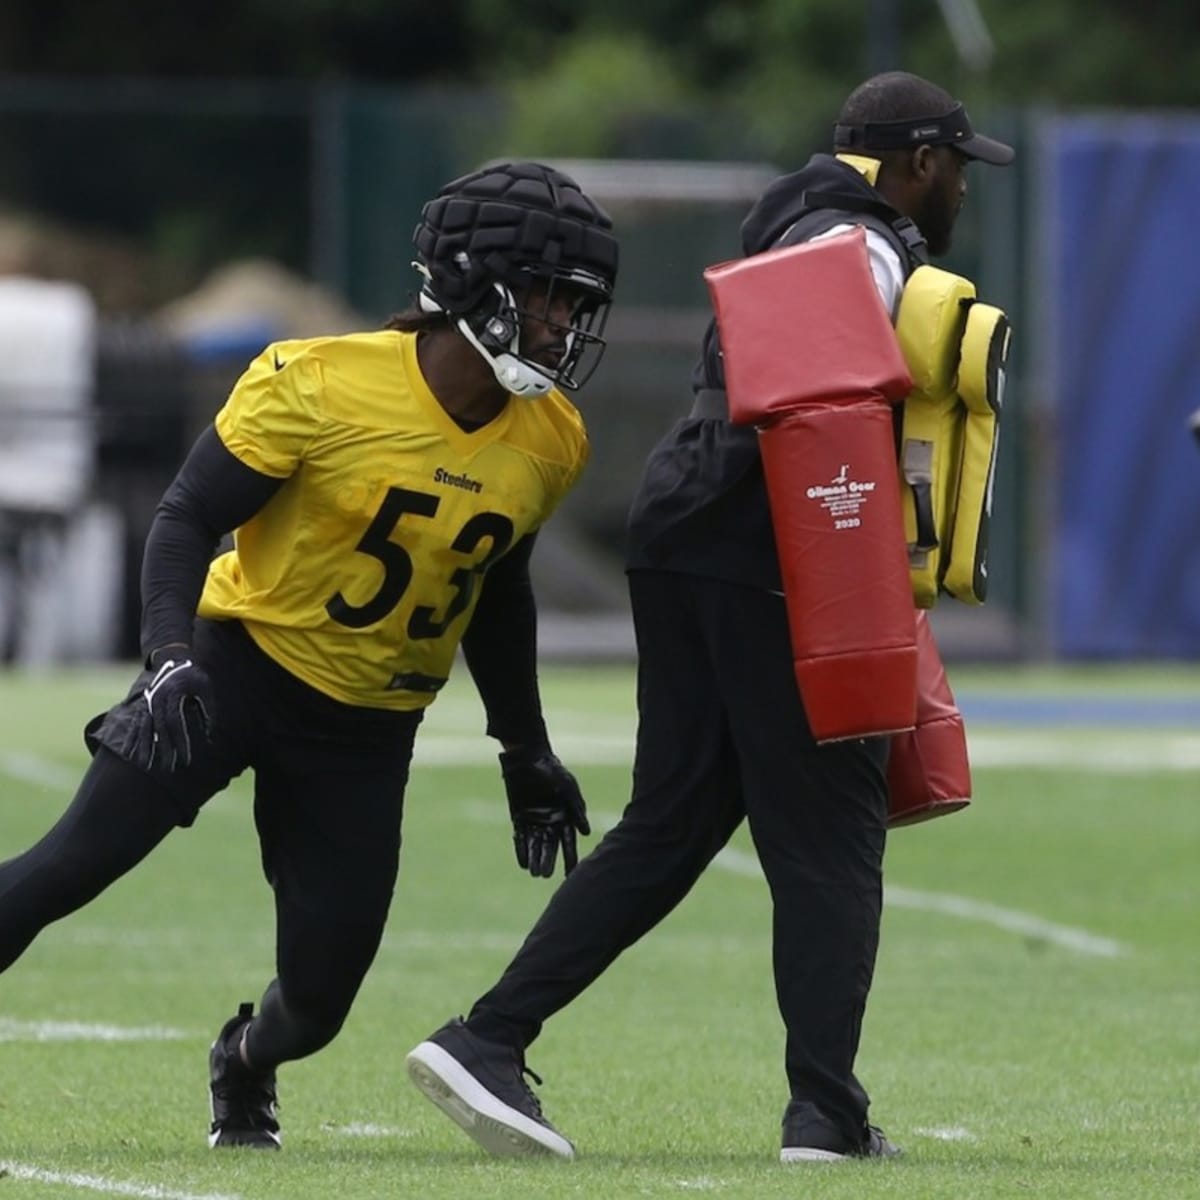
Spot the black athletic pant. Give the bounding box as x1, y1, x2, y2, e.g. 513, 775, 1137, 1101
468, 569, 889, 1137
0, 618, 420, 1069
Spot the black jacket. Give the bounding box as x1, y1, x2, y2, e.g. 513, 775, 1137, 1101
625, 154, 926, 590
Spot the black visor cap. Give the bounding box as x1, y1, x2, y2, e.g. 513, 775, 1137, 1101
835, 103, 1014, 165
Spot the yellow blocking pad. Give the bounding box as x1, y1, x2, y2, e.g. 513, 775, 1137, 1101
894, 268, 1010, 607
943, 303, 1011, 604
894, 266, 976, 607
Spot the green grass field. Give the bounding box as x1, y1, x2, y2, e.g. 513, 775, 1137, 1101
1, 662, 1198, 1199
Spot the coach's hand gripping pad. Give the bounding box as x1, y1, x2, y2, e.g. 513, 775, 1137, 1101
943, 302, 1010, 605
886, 610, 971, 827
702, 227, 912, 425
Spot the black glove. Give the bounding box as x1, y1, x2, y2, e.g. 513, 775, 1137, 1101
500, 746, 591, 878
122, 654, 216, 772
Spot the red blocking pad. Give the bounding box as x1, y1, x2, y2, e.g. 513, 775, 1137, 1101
887, 611, 971, 827
758, 401, 917, 742
703, 227, 912, 426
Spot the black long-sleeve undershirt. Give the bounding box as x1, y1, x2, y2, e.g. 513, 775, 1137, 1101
140, 425, 549, 747
139, 426, 283, 663
461, 532, 549, 750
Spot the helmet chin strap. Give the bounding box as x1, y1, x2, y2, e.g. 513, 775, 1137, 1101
455, 317, 554, 397
413, 265, 554, 397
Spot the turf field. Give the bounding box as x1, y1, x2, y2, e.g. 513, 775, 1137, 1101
1, 661, 1197, 1199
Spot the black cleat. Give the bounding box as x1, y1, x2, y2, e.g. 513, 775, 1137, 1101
208, 1002, 281, 1149
406, 1017, 574, 1159
780, 1099, 901, 1163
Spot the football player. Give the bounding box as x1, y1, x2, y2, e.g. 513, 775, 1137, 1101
0, 160, 617, 1149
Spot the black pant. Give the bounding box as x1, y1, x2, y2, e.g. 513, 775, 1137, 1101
468, 569, 889, 1137
0, 618, 421, 1068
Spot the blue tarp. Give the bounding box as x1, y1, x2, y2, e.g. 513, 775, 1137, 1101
1045, 116, 1200, 657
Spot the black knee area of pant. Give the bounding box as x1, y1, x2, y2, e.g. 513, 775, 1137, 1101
247, 913, 385, 1065
248, 977, 351, 1065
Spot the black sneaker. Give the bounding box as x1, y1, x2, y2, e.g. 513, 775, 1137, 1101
780, 1099, 900, 1163
405, 1017, 574, 1159
208, 1002, 282, 1149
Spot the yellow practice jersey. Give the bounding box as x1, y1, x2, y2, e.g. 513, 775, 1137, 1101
198, 330, 589, 710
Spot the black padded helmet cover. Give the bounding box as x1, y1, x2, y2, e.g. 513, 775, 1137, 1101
414, 161, 618, 315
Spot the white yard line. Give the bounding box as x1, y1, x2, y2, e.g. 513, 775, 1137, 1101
326, 1123, 412, 1138
45, 926, 758, 959
0, 1018, 191, 1042
391, 728, 1200, 772
456, 800, 1133, 959
412, 733, 634, 766
912, 1126, 978, 1142
0, 750, 80, 790
0, 741, 1141, 960
0, 1163, 239, 1200
7, 732, 1200, 784
967, 732, 1200, 772
712, 844, 1126, 958
412, 730, 1200, 771
883, 885, 1125, 957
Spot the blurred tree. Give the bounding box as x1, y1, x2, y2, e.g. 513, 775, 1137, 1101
497, 34, 690, 157
0, 1, 474, 80
1, 0, 1199, 117
465, 0, 1200, 162
3, 0, 1200, 299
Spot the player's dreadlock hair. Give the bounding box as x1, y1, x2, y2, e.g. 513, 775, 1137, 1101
383, 306, 450, 334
